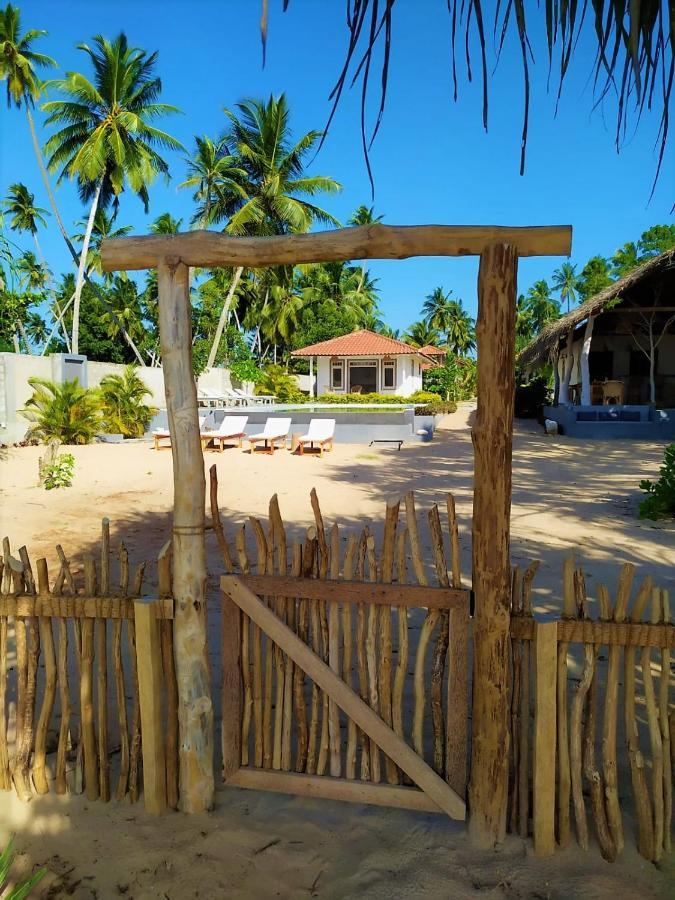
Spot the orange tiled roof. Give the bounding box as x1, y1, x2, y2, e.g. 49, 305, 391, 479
291, 329, 425, 357
417, 345, 446, 357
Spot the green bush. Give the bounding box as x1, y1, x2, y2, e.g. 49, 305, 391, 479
423, 356, 476, 401
639, 444, 675, 519
43, 453, 75, 490
21, 378, 101, 445
1, 837, 46, 899
414, 401, 458, 415
230, 358, 262, 384
99, 366, 158, 437
514, 377, 551, 419
315, 393, 419, 405
256, 365, 306, 403
409, 390, 442, 403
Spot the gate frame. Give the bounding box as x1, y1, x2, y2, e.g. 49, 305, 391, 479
101, 222, 572, 844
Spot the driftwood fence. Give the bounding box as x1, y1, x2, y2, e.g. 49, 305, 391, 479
509, 558, 674, 860
0, 524, 177, 814
212, 475, 470, 818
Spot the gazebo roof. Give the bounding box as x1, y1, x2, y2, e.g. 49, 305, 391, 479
417, 344, 446, 357
518, 247, 675, 367
291, 329, 426, 358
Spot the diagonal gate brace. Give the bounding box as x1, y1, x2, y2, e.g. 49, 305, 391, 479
221, 575, 466, 820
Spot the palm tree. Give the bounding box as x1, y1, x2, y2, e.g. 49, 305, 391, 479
403, 320, 440, 348
179, 135, 247, 227
204, 94, 342, 368
422, 287, 475, 354
99, 365, 158, 437
150, 212, 183, 234
21, 376, 101, 444
42, 32, 182, 355
348, 204, 383, 292
523, 279, 560, 334
72, 209, 133, 280
551, 262, 579, 313
611, 242, 642, 278
2, 183, 48, 237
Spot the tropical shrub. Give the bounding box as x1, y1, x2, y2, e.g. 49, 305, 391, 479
639, 444, 675, 520
99, 366, 158, 438
42, 453, 75, 490
414, 401, 458, 415
256, 365, 306, 403
21, 378, 101, 444
514, 377, 551, 419
230, 358, 262, 384
314, 392, 440, 405
409, 390, 442, 404
0, 837, 45, 899
423, 356, 476, 401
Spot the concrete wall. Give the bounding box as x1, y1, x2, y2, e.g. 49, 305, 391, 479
0, 352, 239, 443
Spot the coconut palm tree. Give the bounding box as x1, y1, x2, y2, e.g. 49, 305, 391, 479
2, 183, 48, 237
551, 262, 579, 314
348, 204, 383, 291
179, 135, 247, 227
404, 320, 440, 348
444, 301, 476, 355
72, 209, 133, 280
523, 279, 559, 334
42, 32, 182, 355
150, 212, 183, 234
611, 242, 642, 279
203, 94, 342, 368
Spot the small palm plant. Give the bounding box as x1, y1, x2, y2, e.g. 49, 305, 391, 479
99, 366, 158, 438
0, 837, 45, 899
21, 377, 101, 444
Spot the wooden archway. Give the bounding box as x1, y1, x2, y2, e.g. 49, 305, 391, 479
102, 223, 572, 846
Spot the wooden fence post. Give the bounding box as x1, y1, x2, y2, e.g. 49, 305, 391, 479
157, 258, 214, 812
469, 242, 518, 848
533, 620, 557, 857
135, 599, 167, 815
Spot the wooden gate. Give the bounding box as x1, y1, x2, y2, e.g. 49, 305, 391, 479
215, 486, 470, 820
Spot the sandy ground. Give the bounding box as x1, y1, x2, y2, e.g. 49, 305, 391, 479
1, 404, 674, 898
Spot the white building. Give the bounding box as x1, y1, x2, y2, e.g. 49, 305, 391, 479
291, 329, 430, 397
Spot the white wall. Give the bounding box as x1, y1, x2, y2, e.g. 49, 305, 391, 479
313, 355, 422, 397
0, 353, 242, 443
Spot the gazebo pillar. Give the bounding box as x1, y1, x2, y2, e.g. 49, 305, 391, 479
157, 258, 214, 813
469, 243, 517, 848
579, 317, 595, 405
309, 356, 314, 397
559, 331, 574, 405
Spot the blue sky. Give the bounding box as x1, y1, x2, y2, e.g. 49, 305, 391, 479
1, 0, 673, 331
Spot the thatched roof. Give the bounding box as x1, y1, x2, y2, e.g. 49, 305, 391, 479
518, 247, 675, 367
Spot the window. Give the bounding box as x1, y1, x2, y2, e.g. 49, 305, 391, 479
383, 360, 395, 389
331, 361, 344, 390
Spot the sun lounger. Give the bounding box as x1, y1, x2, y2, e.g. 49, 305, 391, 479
248, 417, 292, 454
232, 388, 276, 405
198, 387, 228, 407
200, 416, 248, 451
297, 418, 335, 457
153, 416, 207, 449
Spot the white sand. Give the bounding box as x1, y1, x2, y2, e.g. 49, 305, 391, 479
1, 405, 673, 897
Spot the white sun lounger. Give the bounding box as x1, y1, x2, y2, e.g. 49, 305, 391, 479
232, 388, 276, 406
153, 416, 207, 449
198, 387, 228, 407
248, 417, 292, 455
296, 419, 335, 457
200, 416, 249, 451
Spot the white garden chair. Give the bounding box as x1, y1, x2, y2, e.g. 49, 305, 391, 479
200, 416, 249, 452
247, 417, 292, 455
296, 419, 335, 457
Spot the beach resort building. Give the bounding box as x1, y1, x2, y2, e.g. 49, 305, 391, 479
291, 329, 430, 397
519, 249, 675, 438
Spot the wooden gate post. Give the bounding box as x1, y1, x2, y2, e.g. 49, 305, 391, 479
135, 599, 167, 815
157, 258, 214, 812
469, 242, 518, 848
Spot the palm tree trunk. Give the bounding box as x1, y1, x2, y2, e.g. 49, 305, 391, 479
26, 107, 145, 366
41, 291, 75, 356
71, 179, 103, 355
33, 233, 71, 352
17, 320, 33, 354
12, 332, 21, 354
206, 266, 244, 369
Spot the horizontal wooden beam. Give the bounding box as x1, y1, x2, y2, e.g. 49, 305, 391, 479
238, 574, 469, 609
510, 615, 675, 648
227, 767, 443, 813
0, 595, 173, 620
101, 224, 572, 271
